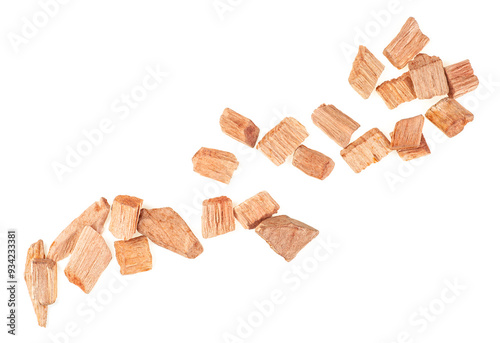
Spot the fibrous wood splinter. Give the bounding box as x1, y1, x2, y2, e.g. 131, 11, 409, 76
220, 108, 260, 147
202, 196, 235, 238
425, 97, 474, 137
192, 147, 239, 184
376, 72, 417, 109
444, 60, 479, 98
394, 133, 431, 161
390, 115, 424, 150
32, 259, 57, 306
108, 195, 143, 241
292, 145, 335, 180
114, 236, 152, 275
311, 104, 360, 148
233, 191, 280, 230
25, 240, 48, 327
408, 54, 449, 99
349, 45, 385, 99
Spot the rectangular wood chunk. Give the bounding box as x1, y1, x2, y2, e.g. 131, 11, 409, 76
202, 196, 235, 238
24, 240, 47, 327
32, 259, 57, 306
233, 191, 280, 230
256, 117, 309, 165
108, 195, 143, 240
409, 54, 449, 99
348, 45, 385, 99
444, 60, 479, 98
383, 17, 429, 69
114, 236, 152, 275
311, 104, 360, 148
220, 108, 260, 147
192, 147, 239, 184
425, 97, 474, 137
340, 128, 392, 173
138, 207, 203, 258
376, 72, 417, 109
396, 134, 431, 161
292, 145, 335, 180
65, 226, 112, 294
390, 114, 424, 150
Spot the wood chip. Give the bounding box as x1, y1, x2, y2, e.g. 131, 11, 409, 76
390, 115, 424, 150
340, 128, 392, 173
114, 236, 152, 275
65, 226, 112, 294
408, 54, 449, 99
24, 240, 47, 327
255, 215, 319, 262
376, 72, 417, 109
256, 117, 309, 165
202, 196, 235, 238
348, 45, 385, 99
108, 195, 143, 241
444, 60, 479, 98
233, 191, 280, 230
292, 145, 335, 180
425, 97, 474, 137
311, 104, 360, 148
138, 207, 203, 259
192, 147, 239, 184
32, 259, 57, 306
393, 133, 431, 161
383, 17, 429, 69
220, 108, 260, 147
47, 197, 110, 262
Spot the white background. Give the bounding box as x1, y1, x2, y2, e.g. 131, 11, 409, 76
1, 0, 499, 342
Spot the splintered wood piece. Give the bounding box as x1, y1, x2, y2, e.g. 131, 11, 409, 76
311, 104, 360, 148
202, 196, 235, 238
292, 145, 335, 180
32, 259, 57, 306
65, 226, 112, 294
393, 133, 431, 161
444, 60, 479, 98
138, 207, 203, 259
425, 97, 474, 137
108, 195, 143, 241
220, 108, 260, 147
233, 191, 280, 230
24, 240, 47, 327
256, 117, 309, 165
340, 128, 392, 173
192, 147, 239, 184
114, 236, 152, 275
47, 197, 110, 262
390, 115, 424, 150
255, 215, 319, 262
348, 45, 385, 99
409, 54, 449, 99
376, 72, 417, 109
383, 17, 429, 69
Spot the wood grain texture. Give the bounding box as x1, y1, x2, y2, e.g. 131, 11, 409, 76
233, 191, 280, 230
202, 196, 235, 238
311, 104, 360, 148
444, 60, 479, 98
292, 145, 335, 180
32, 259, 57, 306
114, 236, 152, 275
348, 45, 385, 99
108, 195, 143, 241
409, 54, 449, 99
376, 72, 416, 109
220, 108, 260, 147
24, 240, 47, 327
394, 133, 431, 161
425, 97, 474, 137
390, 115, 424, 150
192, 147, 239, 184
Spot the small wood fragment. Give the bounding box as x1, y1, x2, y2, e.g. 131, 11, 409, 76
444, 60, 479, 98
256, 117, 309, 165
32, 259, 57, 306
220, 108, 260, 147
292, 145, 335, 180
408, 54, 449, 99
425, 97, 474, 137
192, 147, 239, 184
390, 115, 424, 150
108, 195, 143, 241
24, 240, 47, 327
311, 104, 360, 148
114, 236, 152, 275
255, 215, 319, 262
383, 17, 429, 69
340, 128, 392, 173
202, 196, 235, 238
348, 45, 385, 99
233, 191, 280, 230
393, 133, 431, 161
376, 72, 417, 109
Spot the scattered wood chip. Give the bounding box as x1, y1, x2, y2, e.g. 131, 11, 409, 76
444, 60, 479, 98
383, 17, 429, 69
32, 259, 57, 306
114, 236, 152, 275
233, 191, 280, 230
64, 226, 112, 294
255, 215, 319, 262
292, 145, 335, 180
24, 240, 47, 327
256, 117, 309, 165
376, 72, 417, 109
425, 97, 474, 137
220, 108, 260, 147
47, 197, 110, 262
202, 196, 235, 238
348, 45, 385, 99
408, 54, 449, 99
311, 104, 360, 148
108, 195, 143, 241
390, 115, 424, 150
340, 128, 392, 173
192, 147, 239, 184
138, 207, 203, 259
393, 133, 431, 161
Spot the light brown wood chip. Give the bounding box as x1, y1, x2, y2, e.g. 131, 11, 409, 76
311, 104, 360, 148
114, 236, 152, 275
138, 207, 203, 259
444, 60, 479, 98
108, 195, 143, 241
202, 196, 235, 238
376, 72, 417, 109
292, 145, 335, 180
24, 240, 47, 327
192, 147, 239, 184
220, 108, 260, 147
256, 117, 309, 165
47, 197, 110, 262
348, 45, 385, 99
233, 191, 280, 230
390, 115, 424, 150
383, 17, 429, 69
340, 128, 392, 173
32, 259, 57, 306
65, 226, 112, 294
425, 97, 474, 138
409, 54, 449, 99
394, 134, 431, 161
255, 215, 319, 262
